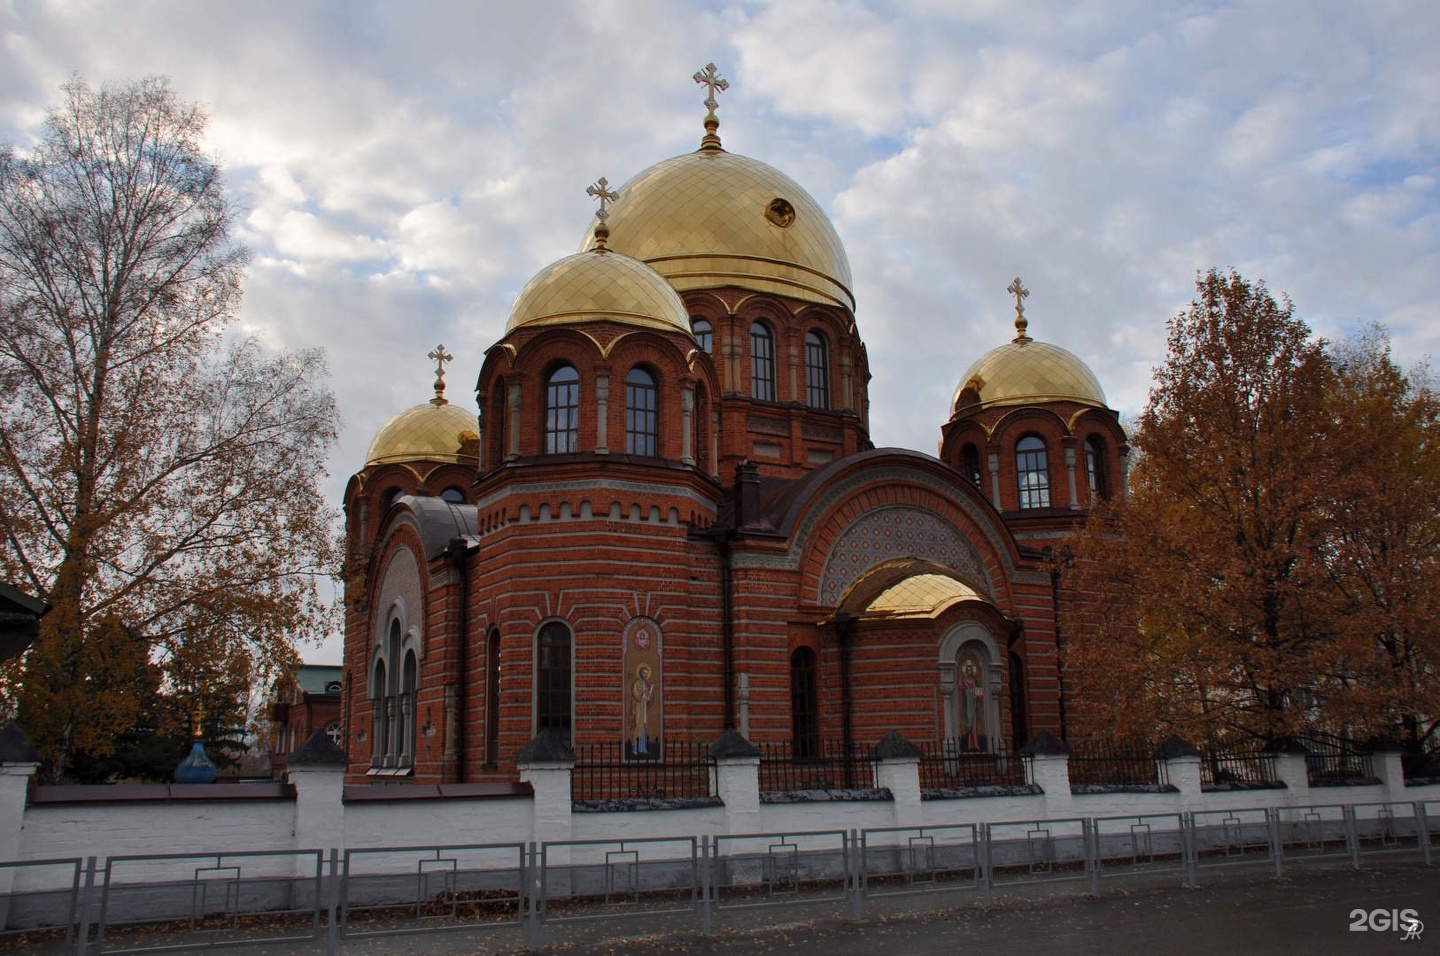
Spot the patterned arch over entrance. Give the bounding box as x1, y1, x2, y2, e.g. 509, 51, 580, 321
818, 505, 989, 606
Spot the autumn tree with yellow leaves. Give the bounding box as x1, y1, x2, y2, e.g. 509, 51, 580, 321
0, 77, 340, 780
1066, 270, 1439, 754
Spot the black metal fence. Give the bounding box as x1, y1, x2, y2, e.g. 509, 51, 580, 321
1067, 740, 1167, 787
1199, 747, 1278, 787
918, 740, 1029, 790
757, 741, 874, 792
571, 741, 714, 802
1299, 734, 1375, 784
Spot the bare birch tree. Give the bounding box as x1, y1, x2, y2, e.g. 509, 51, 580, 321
0, 76, 340, 779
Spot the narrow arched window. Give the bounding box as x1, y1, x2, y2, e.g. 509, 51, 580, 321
371, 658, 388, 767
691, 317, 712, 353
490, 379, 507, 463
545, 365, 579, 454
485, 629, 501, 767
399, 650, 417, 767
625, 367, 658, 456
1084, 436, 1107, 500
1016, 435, 1050, 509
790, 647, 820, 760
961, 444, 983, 488
440, 486, 465, 503
750, 322, 775, 401
804, 331, 829, 408
536, 622, 573, 743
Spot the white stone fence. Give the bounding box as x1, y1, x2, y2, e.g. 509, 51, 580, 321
0, 728, 1433, 951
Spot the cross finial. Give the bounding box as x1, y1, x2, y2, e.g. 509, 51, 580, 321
693, 62, 729, 113
1007, 277, 1031, 342
427, 344, 454, 404
586, 177, 618, 222
693, 63, 729, 150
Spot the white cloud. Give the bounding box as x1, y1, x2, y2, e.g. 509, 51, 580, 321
5, 0, 1440, 662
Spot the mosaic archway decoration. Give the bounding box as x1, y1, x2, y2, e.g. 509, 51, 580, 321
819, 505, 989, 606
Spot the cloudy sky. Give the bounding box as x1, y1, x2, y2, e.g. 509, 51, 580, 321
5, 0, 1438, 661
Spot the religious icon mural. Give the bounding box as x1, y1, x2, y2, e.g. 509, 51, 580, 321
623, 618, 663, 759
956, 645, 988, 752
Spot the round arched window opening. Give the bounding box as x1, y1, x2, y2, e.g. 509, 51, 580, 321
440, 486, 466, 504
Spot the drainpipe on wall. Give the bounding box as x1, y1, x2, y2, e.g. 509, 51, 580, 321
718, 533, 736, 731
448, 536, 478, 780
1044, 546, 1069, 743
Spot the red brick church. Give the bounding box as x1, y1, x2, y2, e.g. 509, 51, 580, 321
340, 67, 1128, 784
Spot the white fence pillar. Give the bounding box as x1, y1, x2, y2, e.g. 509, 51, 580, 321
1266, 741, 1312, 805
1021, 732, 1074, 819
710, 729, 761, 834
0, 724, 39, 865
516, 730, 575, 846
871, 732, 923, 829
1369, 744, 1408, 803
1158, 736, 1204, 810
286, 730, 348, 858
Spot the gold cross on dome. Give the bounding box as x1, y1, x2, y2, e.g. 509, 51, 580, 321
428, 343, 453, 403
693, 62, 729, 113
586, 177, 618, 222
1007, 277, 1029, 317
1007, 277, 1032, 343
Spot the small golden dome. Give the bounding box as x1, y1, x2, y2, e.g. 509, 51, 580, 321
366, 399, 478, 467
504, 248, 691, 335
580, 149, 854, 311
954, 339, 1107, 413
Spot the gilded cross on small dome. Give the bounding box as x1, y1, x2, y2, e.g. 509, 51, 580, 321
586, 177, 618, 222
1007, 277, 1032, 343
694, 62, 729, 150
693, 62, 729, 113
428, 344, 453, 404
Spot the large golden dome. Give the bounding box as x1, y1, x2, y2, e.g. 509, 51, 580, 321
504, 247, 691, 335
954, 338, 1107, 413
366, 398, 479, 467
579, 148, 854, 311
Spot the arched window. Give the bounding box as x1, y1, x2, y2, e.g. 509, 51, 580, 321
535, 621, 573, 743
440, 486, 465, 504
485, 629, 502, 767
691, 317, 712, 353
790, 647, 820, 760
1015, 435, 1050, 509
750, 322, 775, 401
490, 379, 507, 463
625, 367, 658, 456
1084, 436, 1107, 500
804, 331, 829, 408
398, 650, 417, 767
370, 658, 388, 767
545, 365, 579, 454
961, 443, 983, 488
381, 487, 402, 511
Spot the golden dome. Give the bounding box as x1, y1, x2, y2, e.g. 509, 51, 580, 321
954, 339, 1107, 413
504, 248, 691, 335
579, 149, 854, 311
366, 399, 478, 467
